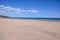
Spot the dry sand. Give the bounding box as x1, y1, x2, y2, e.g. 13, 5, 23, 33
0, 18, 60, 40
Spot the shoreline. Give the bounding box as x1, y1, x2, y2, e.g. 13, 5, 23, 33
0, 17, 60, 22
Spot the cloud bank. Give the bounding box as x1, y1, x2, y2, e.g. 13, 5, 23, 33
0, 5, 39, 15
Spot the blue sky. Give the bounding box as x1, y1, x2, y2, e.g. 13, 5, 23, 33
0, 0, 60, 18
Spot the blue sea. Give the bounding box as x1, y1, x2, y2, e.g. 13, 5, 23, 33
0, 15, 60, 20
8, 17, 60, 20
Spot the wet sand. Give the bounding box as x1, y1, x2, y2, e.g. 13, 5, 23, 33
0, 18, 60, 40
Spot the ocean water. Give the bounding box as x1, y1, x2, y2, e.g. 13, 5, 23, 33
0, 15, 60, 20
30, 18, 60, 20
8, 17, 60, 20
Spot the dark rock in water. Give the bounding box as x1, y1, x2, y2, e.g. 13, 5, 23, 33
0, 15, 9, 18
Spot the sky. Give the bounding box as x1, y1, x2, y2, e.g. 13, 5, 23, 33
0, 0, 60, 18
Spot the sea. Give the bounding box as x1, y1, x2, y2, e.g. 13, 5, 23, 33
0, 15, 60, 20
7, 17, 60, 20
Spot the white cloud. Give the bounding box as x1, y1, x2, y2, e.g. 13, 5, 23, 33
0, 5, 4, 7
2, 6, 15, 11
0, 11, 6, 14
28, 9, 39, 13
0, 5, 24, 13
15, 8, 26, 13
15, 8, 21, 13
0, 5, 39, 14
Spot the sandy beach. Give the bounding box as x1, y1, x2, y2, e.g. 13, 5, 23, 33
0, 18, 60, 40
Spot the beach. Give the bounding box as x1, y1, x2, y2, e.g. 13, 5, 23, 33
0, 18, 60, 40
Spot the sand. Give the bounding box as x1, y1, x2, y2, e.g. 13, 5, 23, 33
0, 18, 60, 40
